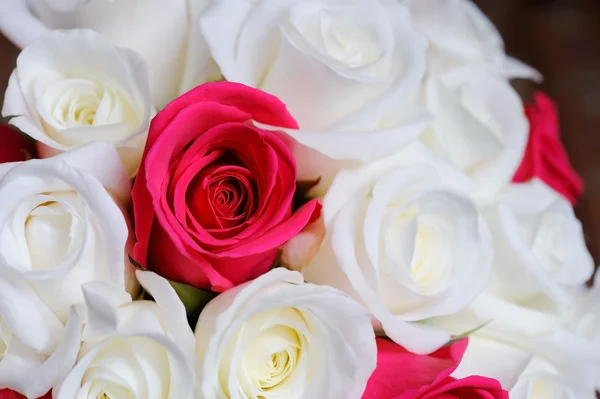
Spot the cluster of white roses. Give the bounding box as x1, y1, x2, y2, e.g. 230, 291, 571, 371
0, 0, 598, 398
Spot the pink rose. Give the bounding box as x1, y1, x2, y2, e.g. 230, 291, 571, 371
363, 338, 508, 399
132, 82, 320, 292
0, 124, 35, 163
513, 92, 583, 205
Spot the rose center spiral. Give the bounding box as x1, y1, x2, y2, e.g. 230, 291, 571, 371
187, 155, 259, 232
210, 177, 249, 219
249, 324, 302, 393
43, 77, 138, 130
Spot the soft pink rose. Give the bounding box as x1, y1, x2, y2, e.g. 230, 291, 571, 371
363, 338, 508, 399
132, 82, 320, 292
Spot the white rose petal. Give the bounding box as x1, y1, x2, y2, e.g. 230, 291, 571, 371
434, 294, 562, 387
481, 179, 594, 305
0, 267, 83, 398
567, 273, 600, 390
2, 29, 153, 176
420, 67, 529, 199
54, 271, 196, 399
297, 143, 492, 354
452, 336, 532, 390
511, 333, 598, 399
405, 0, 541, 80
195, 268, 376, 399
0, 0, 191, 107
452, 332, 598, 399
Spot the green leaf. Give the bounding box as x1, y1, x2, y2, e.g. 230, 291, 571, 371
168, 280, 217, 326
446, 320, 492, 346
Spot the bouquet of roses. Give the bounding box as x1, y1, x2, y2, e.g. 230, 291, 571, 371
0, 0, 598, 398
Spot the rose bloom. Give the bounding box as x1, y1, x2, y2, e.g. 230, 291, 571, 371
295, 143, 493, 354
407, 0, 537, 199
200, 0, 427, 132
53, 271, 196, 398
2, 29, 152, 176
0, 143, 136, 397
363, 337, 508, 399
513, 92, 584, 205
420, 67, 529, 199
195, 268, 376, 399
407, 0, 540, 80
0, 124, 34, 163
427, 282, 599, 397
132, 82, 320, 292
480, 179, 593, 306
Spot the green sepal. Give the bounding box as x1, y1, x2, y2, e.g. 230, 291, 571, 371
128, 254, 216, 327
445, 320, 492, 346
168, 280, 217, 328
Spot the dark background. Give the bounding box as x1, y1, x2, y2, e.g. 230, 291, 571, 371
0, 0, 599, 265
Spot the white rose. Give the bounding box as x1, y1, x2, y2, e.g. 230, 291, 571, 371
452, 335, 531, 390
433, 292, 597, 397
295, 143, 492, 354
195, 268, 376, 399
2, 29, 153, 176
0, 267, 82, 397
455, 331, 598, 399
55, 270, 196, 398
405, 0, 541, 80
420, 67, 529, 198
0, 142, 135, 397
0, 0, 191, 107
510, 335, 598, 399
0, 142, 137, 323
480, 179, 594, 305
200, 0, 433, 181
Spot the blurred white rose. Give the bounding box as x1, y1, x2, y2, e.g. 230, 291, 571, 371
195, 268, 376, 399
0, 0, 193, 107
54, 271, 196, 398
0, 142, 138, 321
420, 67, 529, 198
2, 29, 152, 176
295, 143, 492, 354
405, 0, 541, 80
201, 0, 433, 189
480, 179, 594, 305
